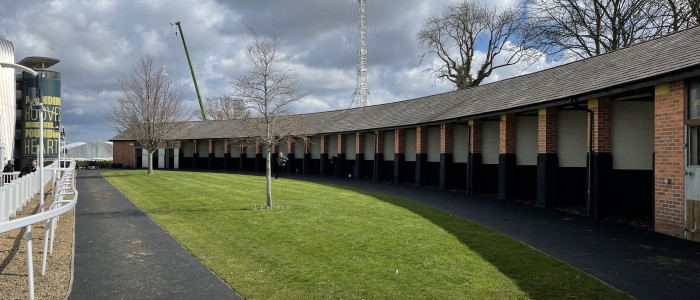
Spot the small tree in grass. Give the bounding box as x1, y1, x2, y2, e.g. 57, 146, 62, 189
232, 25, 310, 208
109, 55, 188, 175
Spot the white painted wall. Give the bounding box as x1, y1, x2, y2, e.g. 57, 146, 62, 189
246, 145, 256, 157
558, 110, 587, 167
453, 124, 469, 163
428, 127, 441, 162
311, 135, 321, 159
516, 116, 537, 166
231, 142, 241, 157
405, 129, 417, 162
329, 135, 338, 156
482, 121, 499, 165
295, 138, 305, 155
365, 133, 375, 158
278, 142, 288, 154
384, 130, 395, 161
215, 140, 225, 157
612, 101, 654, 170
0, 39, 15, 162
157, 148, 165, 168
346, 134, 356, 157
198, 141, 209, 155
182, 141, 193, 157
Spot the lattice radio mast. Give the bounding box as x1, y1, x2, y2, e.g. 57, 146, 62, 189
352, 0, 368, 107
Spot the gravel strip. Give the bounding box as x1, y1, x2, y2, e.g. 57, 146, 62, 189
0, 185, 75, 300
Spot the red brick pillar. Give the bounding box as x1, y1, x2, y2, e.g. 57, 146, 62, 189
224, 139, 232, 170
286, 138, 296, 175
394, 129, 405, 184
336, 134, 346, 178
415, 127, 428, 186
255, 142, 263, 172
373, 131, 384, 182
320, 135, 330, 176
355, 133, 364, 179
537, 107, 558, 207
498, 114, 516, 200
588, 98, 613, 218
192, 140, 199, 169
207, 140, 214, 169
439, 124, 454, 189
239, 141, 246, 171
654, 81, 686, 237
467, 119, 482, 194
302, 137, 312, 175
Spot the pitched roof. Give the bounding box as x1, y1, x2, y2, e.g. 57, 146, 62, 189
112, 26, 700, 141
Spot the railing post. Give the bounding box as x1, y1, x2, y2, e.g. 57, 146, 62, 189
26, 224, 34, 300
0, 186, 6, 221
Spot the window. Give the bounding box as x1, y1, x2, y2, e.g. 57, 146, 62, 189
690, 80, 700, 120
690, 126, 700, 165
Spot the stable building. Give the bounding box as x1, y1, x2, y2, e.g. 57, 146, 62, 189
111, 26, 700, 242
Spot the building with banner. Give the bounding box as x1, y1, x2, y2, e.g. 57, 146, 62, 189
0, 38, 61, 171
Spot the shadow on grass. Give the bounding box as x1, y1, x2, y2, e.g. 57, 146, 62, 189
316, 183, 627, 299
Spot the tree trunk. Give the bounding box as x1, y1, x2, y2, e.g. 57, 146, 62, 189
148, 150, 154, 175
265, 144, 272, 208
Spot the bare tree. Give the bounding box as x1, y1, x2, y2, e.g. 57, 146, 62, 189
523, 0, 698, 60
417, 1, 528, 90
109, 55, 187, 175
232, 26, 310, 208
194, 94, 251, 120
657, 0, 700, 31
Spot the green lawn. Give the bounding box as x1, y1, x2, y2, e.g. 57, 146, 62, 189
103, 170, 630, 300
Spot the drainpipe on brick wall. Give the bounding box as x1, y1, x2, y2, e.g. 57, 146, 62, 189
570, 99, 594, 217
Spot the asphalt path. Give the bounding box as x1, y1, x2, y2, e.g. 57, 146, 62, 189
69, 169, 241, 299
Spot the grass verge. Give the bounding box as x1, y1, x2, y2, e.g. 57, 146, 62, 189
104, 170, 631, 299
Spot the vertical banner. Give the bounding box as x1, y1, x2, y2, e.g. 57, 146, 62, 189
22, 72, 61, 158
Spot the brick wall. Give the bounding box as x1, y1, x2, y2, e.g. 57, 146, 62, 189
287, 139, 295, 154
375, 131, 384, 154
394, 129, 405, 154
499, 114, 516, 154
416, 127, 428, 154
441, 123, 453, 154
320, 135, 329, 154
113, 141, 135, 167
469, 119, 481, 154
588, 98, 612, 152
356, 133, 364, 154
538, 107, 558, 153
654, 81, 687, 237
337, 134, 346, 154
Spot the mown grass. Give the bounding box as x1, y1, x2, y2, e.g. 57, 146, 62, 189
103, 170, 631, 300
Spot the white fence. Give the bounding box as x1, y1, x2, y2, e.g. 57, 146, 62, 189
0, 160, 78, 300
0, 164, 54, 221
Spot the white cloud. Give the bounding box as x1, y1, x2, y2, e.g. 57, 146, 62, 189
0, 0, 565, 142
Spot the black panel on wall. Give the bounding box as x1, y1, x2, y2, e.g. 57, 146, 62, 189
381, 161, 394, 181
516, 165, 537, 203
451, 163, 468, 190
425, 162, 440, 187
481, 164, 499, 195
610, 169, 653, 218
556, 167, 587, 207
213, 158, 225, 170
404, 161, 416, 184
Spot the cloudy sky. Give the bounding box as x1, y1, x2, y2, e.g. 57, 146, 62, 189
0, 0, 559, 143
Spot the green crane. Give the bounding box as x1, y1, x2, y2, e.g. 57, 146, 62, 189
174, 21, 207, 120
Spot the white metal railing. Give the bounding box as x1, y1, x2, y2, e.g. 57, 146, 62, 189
0, 162, 57, 221
0, 171, 19, 187
0, 160, 78, 300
